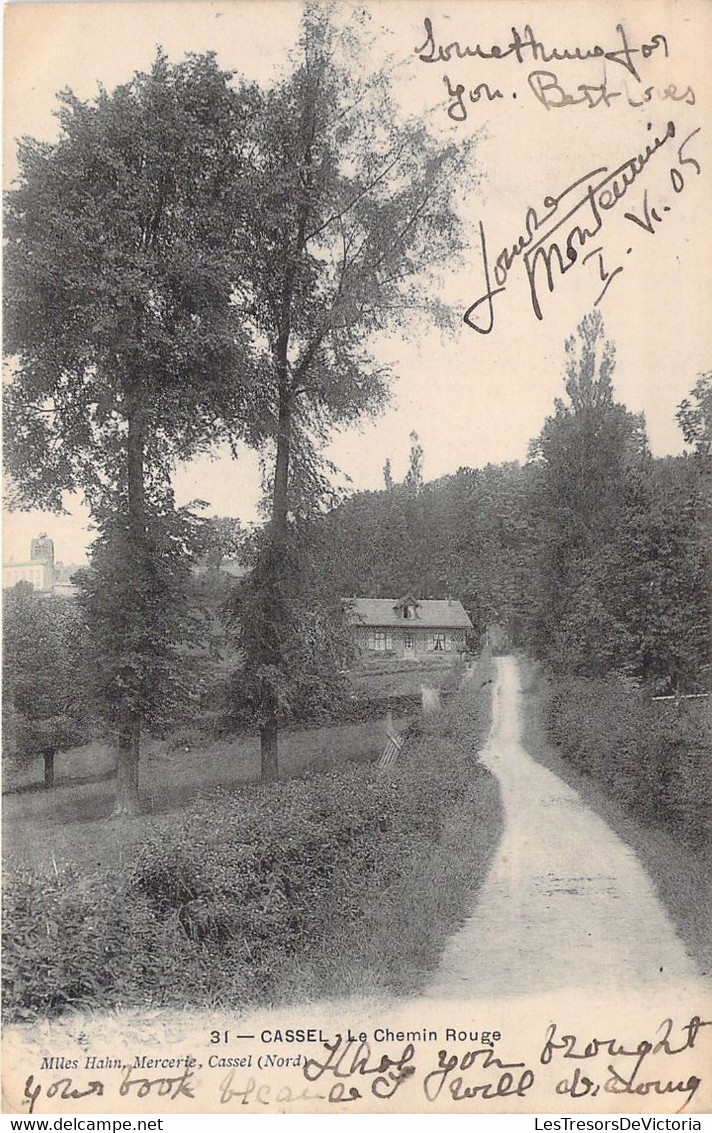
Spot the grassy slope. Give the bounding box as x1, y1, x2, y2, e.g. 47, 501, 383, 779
519, 657, 712, 980
3, 657, 502, 1017
4, 659, 467, 875
3, 715, 407, 874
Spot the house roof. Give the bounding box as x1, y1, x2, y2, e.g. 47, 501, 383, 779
345, 597, 473, 630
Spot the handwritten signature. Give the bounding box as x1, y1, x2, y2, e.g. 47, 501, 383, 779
442, 73, 694, 122
528, 71, 695, 112
463, 119, 702, 332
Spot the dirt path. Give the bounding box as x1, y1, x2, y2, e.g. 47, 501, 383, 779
428, 655, 701, 998
4, 654, 710, 1115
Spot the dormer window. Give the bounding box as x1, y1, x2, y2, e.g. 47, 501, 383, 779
394, 593, 420, 621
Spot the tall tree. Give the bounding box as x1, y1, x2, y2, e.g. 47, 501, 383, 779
610, 455, 710, 691
404, 431, 424, 497
383, 458, 394, 492
233, 7, 474, 777
73, 491, 207, 798
4, 53, 258, 813
199, 515, 244, 577
527, 311, 647, 672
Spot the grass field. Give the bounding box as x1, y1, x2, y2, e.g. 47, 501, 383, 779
3, 659, 467, 875
3, 714, 408, 875
3, 655, 501, 1020
351, 657, 465, 700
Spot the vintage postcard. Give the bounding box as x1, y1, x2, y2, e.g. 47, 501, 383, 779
2, 0, 711, 1117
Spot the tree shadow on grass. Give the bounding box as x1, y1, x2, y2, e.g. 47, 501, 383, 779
3, 767, 116, 798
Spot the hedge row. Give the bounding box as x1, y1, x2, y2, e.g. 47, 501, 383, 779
546, 675, 711, 849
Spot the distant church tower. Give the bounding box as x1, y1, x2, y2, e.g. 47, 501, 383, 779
30, 533, 55, 567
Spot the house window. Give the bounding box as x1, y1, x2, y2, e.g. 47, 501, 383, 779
404, 631, 414, 648
433, 633, 446, 651
404, 604, 414, 619
370, 629, 392, 651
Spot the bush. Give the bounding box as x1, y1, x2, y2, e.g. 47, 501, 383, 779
3, 670, 494, 1020
2, 865, 164, 1018
545, 675, 711, 849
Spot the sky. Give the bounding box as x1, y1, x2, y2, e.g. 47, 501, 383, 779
4, 0, 711, 564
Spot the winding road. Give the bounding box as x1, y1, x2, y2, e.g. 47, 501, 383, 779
428, 655, 701, 998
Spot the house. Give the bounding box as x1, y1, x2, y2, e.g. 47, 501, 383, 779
346, 594, 473, 661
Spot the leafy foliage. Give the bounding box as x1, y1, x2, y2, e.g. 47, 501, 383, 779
304, 315, 709, 699
404, 431, 425, 497
226, 519, 356, 729
3, 586, 92, 778
233, 9, 472, 457
4, 51, 263, 808
526, 312, 647, 674
677, 372, 712, 465
4, 51, 257, 511
73, 493, 206, 732
546, 676, 711, 849
196, 515, 244, 576
305, 459, 537, 641
225, 7, 476, 775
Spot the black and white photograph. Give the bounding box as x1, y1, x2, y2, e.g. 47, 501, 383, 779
2, 0, 711, 1116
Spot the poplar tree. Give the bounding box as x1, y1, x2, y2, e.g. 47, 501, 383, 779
232, 8, 474, 777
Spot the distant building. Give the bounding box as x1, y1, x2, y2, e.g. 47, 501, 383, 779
3, 534, 80, 596
3, 533, 56, 592
30, 533, 55, 567
346, 594, 473, 661
2, 559, 54, 592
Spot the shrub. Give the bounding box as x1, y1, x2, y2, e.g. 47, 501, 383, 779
545, 675, 711, 849
2, 865, 164, 1019
3, 668, 495, 1020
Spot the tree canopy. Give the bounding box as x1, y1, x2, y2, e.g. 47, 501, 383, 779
3, 585, 91, 787
5, 19, 477, 792
4, 51, 258, 512
677, 373, 712, 466
302, 312, 709, 695
4, 51, 261, 812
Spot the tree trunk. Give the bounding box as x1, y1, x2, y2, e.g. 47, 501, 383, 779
114, 715, 141, 816
272, 391, 292, 547
43, 750, 55, 789
258, 382, 292, 780
113, 397, 147, 816
260, 721, 279, 781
